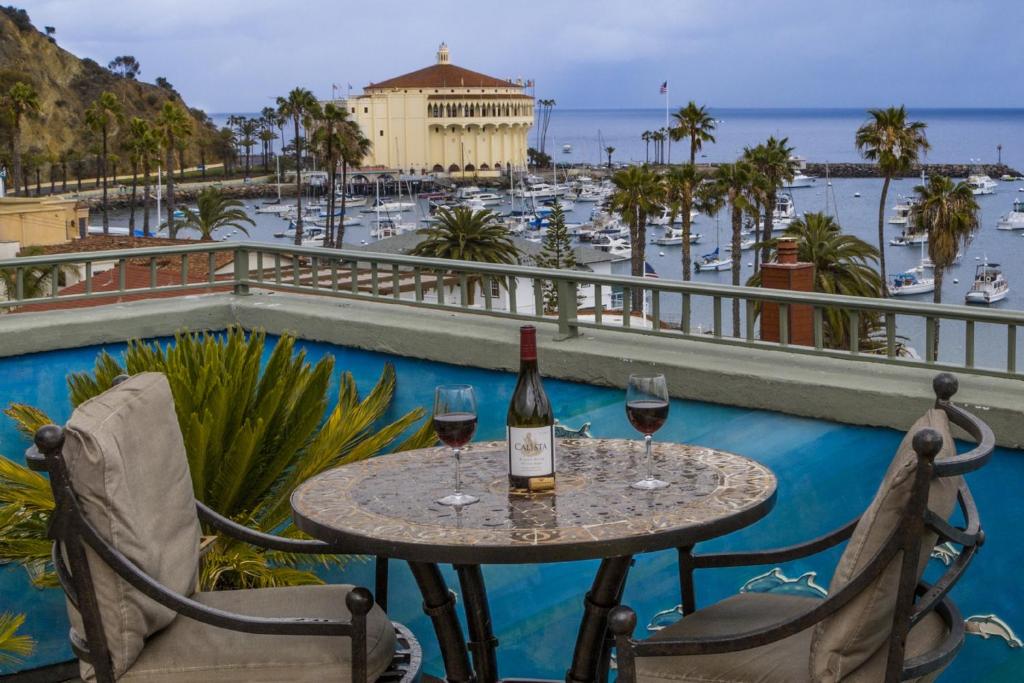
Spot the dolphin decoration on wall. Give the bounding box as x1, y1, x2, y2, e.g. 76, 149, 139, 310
740, 568, 829, 599
554, 421, 592, 439
965, 615, 1022, 648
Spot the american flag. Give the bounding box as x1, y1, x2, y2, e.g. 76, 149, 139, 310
659, 81, 668, 94
644, 262, 659, 278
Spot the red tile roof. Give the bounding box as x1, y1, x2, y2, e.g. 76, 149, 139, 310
14, 262, 231, 313
367, 63, 515, 90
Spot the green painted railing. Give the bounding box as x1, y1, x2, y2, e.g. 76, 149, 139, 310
1, 242, 1023, 380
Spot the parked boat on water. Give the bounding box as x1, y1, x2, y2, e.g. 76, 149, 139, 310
996, 199, 1024, 230
694, 247, 732, 272
967, 172, 998, 196
783, 173, 816, 189
889, 197, 915, 225
890, 230, 928, 246
653, 227, 702, 246
888, 270, 935, 297
965, 261, 1009, 304
772, 193, 796, 227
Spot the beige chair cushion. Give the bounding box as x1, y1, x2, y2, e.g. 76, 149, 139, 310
121, 585, 397, 682
636, 592, 947, 683
810, 408, 960, 681
63, 373, 202, 679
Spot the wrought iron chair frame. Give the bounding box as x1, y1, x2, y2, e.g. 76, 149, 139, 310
610, 373, 992, 683
28, 423, 420, 683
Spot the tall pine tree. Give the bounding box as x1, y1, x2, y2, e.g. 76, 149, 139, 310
535, 202, 578, 313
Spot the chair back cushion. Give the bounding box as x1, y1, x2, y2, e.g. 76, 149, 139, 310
810, 408, 960, 681
63, 372, 201, 679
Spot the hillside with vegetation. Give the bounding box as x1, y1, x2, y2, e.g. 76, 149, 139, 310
0, 5, 221, 190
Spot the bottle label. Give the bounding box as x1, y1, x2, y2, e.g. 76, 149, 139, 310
508, 426, 555, 477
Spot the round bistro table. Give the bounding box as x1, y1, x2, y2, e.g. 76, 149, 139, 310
292, 438, 777, 683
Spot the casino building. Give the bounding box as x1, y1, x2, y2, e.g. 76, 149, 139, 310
336, 44, 534, 178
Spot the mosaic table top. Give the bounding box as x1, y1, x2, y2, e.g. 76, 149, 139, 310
291, 438, 777, 564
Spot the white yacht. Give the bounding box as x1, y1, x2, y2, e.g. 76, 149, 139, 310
726, 238, 757, 252
890, 231, 928, 246
473, 192, 504, 205
967, 173, 998, 196
363, 199, 416, 213
255, 203, 293, 215
965, 262, 1009, 304
783, 173, 816, 189
592, 235, 632, 260
888, 270, 935, 297
562, 144, 572, 154
649, 208, 700, 226
772, 193, 796, 227
996, 199, 1024, 230
454, 186, 483, 200
889, 197, 915, 225
653, 227, 703, 246
521, 183, 566, 199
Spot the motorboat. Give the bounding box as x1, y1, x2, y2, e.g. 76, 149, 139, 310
967, 173, 998, 196
334, 194, 367, 208
783, 173, 816, 189
371, 218, 417, 239
362, 199, 417, 213
454, 186, 483, 200
772, 193, 796, 227
562, 144, 572, 154
694, 248, 732, 272
474, 192, 504, 205
540, 198, 575, 211
255, 203, 293, 215
889, 231, 928, 246
889, 197, 915, 225
649, 208, 700, 226
965, 261, 1009, 304
996, 199, 1024, 230
521, 183, 566, 199
888, 270, 935, 297
726, 238, 756, 252
592, 235, 632, 260
653, 227, 702, 246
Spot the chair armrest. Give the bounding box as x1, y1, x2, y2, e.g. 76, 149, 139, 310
614, 521, 901, 657
692, 516, 858, 569
77, 504, 370, 637
196, 501, 347, 555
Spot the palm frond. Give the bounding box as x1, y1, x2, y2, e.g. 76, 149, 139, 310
0, 612, 34, 666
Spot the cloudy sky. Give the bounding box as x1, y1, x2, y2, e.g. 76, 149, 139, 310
20, 0, 1024, 113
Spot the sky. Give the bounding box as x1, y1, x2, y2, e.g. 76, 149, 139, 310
18, 0, 1024, 114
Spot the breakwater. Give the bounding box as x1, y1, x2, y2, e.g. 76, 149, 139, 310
803, 162, 1022, 179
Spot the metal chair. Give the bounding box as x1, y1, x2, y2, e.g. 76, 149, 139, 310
27, 372, 421, 682
610, 373, 993, 683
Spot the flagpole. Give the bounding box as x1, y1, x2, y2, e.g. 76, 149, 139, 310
664, 81, 670, 164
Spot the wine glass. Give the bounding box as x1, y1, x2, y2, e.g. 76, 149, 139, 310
626, 374, 670, 490
433, 384, 479, 506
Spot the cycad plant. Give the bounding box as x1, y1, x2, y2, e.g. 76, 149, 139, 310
0, 613, 34, 667
1, 328, 435, 590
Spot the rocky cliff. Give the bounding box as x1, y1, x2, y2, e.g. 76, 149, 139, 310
0, 6, 217, 163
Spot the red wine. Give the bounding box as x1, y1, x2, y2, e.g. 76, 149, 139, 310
506, 326, 556, 492
626, 399, 669, 435
434, 412, 477, 448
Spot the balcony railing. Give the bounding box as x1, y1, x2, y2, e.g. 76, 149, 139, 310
2, 242, 1023, 380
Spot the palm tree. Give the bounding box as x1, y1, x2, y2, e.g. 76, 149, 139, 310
651, 131, 665, 164
605, 146, 615, 169
84, 91, 122, 234
412, 207, 519, 304
336, 120, 370, 248
124, 117, 153, 235
154, 102, 192, 237
744, 137, 797, 263
610, 165, 664, 305
912, 175, 978, 350
312, 103, 349, 247
277, 88, 321, 245
2, 328, 435, 591
855, 106, 930, 291
670, 102, 717, 165
749, 213, 883, 349
662, 164, 703, 281
238, 117, 258, 179
710, 161, 754, 335
259, 106, 277, 169
176, 187, 255, 241
3, 82, 40, 196
641, 131, 652, 163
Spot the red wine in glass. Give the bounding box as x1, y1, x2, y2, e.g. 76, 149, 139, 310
626, 400, 669, 435
433, 412, 478, 448
626, 374, 670, 490
433, 385, 480, 506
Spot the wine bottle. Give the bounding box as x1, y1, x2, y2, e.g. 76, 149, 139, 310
507, 325, 556, 492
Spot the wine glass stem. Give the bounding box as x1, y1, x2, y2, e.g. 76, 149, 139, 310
453, 447, 463, 495
645, 434, 654, 481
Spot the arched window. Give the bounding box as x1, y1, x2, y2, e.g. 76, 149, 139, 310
495, 162, 503, 170
464, 164, 476, 172
433, 164, 445, 172
448, 164, 460, 173
479, 163, 490, 171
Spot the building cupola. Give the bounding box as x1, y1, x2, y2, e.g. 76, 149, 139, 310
437, 42, 450, 64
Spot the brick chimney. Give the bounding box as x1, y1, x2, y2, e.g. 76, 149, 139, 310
760, 238, 815, 345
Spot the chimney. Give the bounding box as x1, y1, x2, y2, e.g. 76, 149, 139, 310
760, 237, 815, 346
